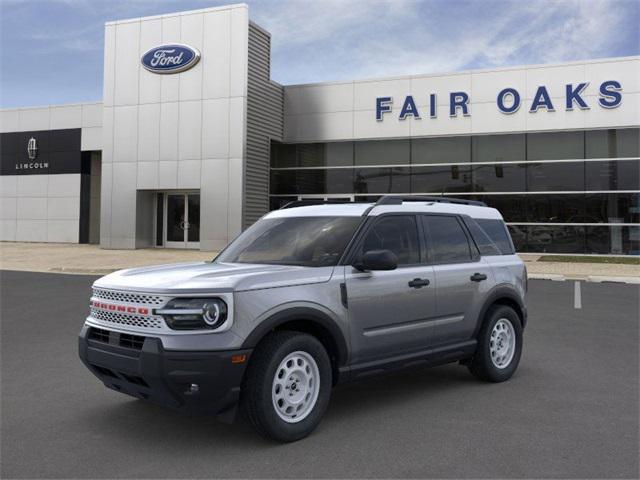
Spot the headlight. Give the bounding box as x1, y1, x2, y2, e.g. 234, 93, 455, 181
157, 298, 228, 330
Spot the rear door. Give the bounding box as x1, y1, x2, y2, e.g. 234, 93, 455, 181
422, 214, 493, 345
344, 214, 436, 364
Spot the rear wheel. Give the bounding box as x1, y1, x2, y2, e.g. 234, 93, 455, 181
468, 305, 522, 382
242, 331, 332, 442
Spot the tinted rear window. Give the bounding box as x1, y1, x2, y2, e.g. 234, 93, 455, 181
476, 219, 515, 254
423, 215, 472, 264
464, 218, 502, 256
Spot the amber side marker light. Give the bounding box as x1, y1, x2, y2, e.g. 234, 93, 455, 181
231, 354, 247, 364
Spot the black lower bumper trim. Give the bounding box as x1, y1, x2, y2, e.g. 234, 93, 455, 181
78, 325, 251, 416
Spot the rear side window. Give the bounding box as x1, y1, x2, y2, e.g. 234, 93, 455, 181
463, 218, 502, 256
423, 215, 472, 264
476, 219, 515, 254
360, 215, 420, 265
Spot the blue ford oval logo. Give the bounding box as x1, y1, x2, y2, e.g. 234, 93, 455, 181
141, 44, 201, 74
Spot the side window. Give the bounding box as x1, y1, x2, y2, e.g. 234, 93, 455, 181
463, 217, 502, 256
360, 215, 420, 265
423, 215, 473, 264
476, 219, 516, 254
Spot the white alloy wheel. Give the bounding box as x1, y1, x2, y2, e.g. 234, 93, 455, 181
272, 351, 320, 423
489, 318, 516, 369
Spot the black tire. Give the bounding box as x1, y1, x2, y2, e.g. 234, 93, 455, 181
468, 305, 523, 382
241, 331, 332, 442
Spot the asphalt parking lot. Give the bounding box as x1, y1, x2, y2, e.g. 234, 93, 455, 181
1, 270, 638, 479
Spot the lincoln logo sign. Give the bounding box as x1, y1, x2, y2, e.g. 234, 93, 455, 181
141, 44, 201, 74
376, 80, 623, 120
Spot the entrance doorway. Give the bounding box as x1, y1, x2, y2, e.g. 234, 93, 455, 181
163, 192, 200, 249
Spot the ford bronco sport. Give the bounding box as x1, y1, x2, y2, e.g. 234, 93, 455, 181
79, 195, 527, 442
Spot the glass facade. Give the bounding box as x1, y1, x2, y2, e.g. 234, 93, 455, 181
270, 128, 640, 254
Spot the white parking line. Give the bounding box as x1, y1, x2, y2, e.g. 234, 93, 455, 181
574, 281, 582, 309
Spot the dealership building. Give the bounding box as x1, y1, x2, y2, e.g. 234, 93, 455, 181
1, 3, 638, 254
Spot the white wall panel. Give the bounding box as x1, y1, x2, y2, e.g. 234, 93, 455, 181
81, 103, 103, 128
158, 161, 178, 189
177, 159, 201, 188
525, 64, 585, 100
114, 21, 141, 106
200, 158, 228, 250
47, 196, 79, 220
17, 175, 48, 197
138, 19, 162, 105
229, 8, 248, 98
0, 176, 17, 197
16, 220, 47, 242
113, 106, 138, 162
179, 14, 204, 102
160, 16, 181, 103
178, 101, 202, 160
472, 69, 526, 104
0, 109, 19, 132
586, 59, 640, 94
81, 126, 102, 151
228, 96, 245, 158
202, 9, 231, 99
0, 196, 17, 219
103, 25, 116, 107
18, 108, 49, 131
136, 161, 159, 189
285, 83, 353, 115
137, 103, 161, 161
202, 98, 230, 158
159, 102, 179, 161
50, 105, 82, 129
0, 220, 17, 241
47, 220, 79, 243
411, 74, 472, 108
354, 78, 411, 111
17, 197, 47, 219
47, 174, 80, 197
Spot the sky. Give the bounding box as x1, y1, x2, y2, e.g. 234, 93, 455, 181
0, 0, 638, 108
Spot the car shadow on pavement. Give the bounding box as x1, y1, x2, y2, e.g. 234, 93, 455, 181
78, 363, 483, 447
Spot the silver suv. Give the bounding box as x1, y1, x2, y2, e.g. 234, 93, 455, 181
79, 196, 527, 442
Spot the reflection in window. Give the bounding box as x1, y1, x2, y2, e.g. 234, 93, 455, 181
412, 137, 471, 164
472, 134, 525, 162
527, 162, 585, 191
472, 164, 526, 192
586, 226, 640, 255
473, 195, 528, 222
585, 128, 640, 158
360, 216, 420, 265
355, 140, 409, 166
353, 167, 410, 194
585, 193, 640, 224
526, 194, 585, 222
527, 131, 584, 160
585, 160, 640, 191
411, 165, 472, 193
424, 215, 472, 263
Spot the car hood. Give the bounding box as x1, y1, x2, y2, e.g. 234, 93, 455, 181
93, 261, 335, 294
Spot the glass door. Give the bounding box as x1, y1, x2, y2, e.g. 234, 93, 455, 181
164, 193, 200, 249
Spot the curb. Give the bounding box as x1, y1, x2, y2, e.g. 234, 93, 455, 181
528, 273, 640, 284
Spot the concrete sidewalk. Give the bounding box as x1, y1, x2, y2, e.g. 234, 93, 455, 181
1, 242, 638, 283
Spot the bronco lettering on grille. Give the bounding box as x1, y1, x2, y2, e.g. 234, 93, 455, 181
90, 300, 149, 315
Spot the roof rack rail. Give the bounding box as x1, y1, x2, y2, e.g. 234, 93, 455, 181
374, 195, 487, 207
279, 199, 357, 209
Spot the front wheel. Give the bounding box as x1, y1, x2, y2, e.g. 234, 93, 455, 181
242, 331, 332, 442
468, 305, 523, 382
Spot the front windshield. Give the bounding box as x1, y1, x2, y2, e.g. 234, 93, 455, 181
215, 216, 362, 267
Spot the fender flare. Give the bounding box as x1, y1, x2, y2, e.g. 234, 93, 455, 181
473, 284, 527, 337
241, 306, 349, 367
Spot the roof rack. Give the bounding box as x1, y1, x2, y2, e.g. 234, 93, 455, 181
374, 195, 487, 207
279, 199, 359, 209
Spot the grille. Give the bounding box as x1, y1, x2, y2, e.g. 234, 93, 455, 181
90, 307, 164, 330
92, 288, 166, 306
89, 327, 110, 343
120, 333, 145, 350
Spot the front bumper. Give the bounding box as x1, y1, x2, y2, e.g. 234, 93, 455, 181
78, 325, 251, 418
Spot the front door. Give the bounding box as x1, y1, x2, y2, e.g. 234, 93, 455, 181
344, 214, 437, 364
164, 193, 200, 249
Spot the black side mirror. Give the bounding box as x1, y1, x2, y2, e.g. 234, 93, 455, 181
354, 249, 398, 271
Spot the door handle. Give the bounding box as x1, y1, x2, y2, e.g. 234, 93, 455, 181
470, 272, 487, 282
408, 278, 430, 288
